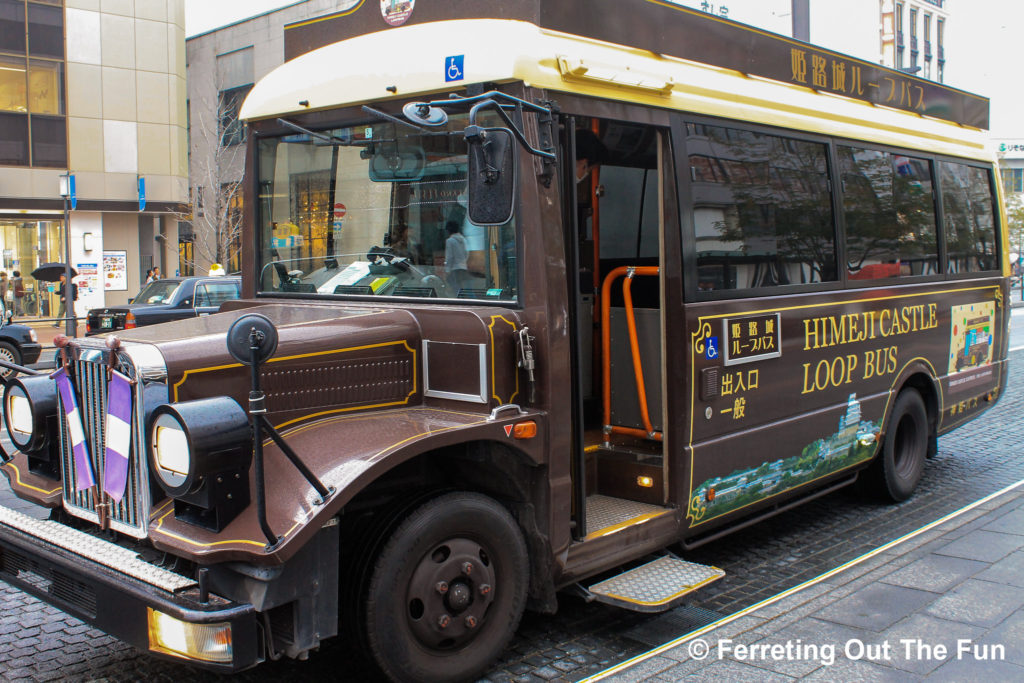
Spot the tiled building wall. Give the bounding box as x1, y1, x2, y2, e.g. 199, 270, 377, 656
64, 0, 187, 204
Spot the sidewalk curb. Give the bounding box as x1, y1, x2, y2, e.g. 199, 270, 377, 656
582, 478, 1024, 682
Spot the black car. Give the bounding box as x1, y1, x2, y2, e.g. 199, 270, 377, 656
86, 276, 242, 336
0, 299, 42, 378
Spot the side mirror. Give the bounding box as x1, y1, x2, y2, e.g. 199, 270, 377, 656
465, 126, 516, 226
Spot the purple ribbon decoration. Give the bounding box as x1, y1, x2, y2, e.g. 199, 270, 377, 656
51, 367, 96, 491
103, 370, 133, 503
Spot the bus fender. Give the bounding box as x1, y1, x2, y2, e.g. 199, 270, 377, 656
147, 406, 548, 565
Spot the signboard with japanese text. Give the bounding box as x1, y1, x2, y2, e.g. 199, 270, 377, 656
723, 313, 781, 365
284, 0, 988, 129
75, 262, 99, 296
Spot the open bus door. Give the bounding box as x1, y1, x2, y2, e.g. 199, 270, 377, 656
562, 114, 724, 610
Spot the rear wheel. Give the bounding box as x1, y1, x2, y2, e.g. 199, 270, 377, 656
364, 492, 528, 683
0, 341, 21, 379
862, 389, 928, 502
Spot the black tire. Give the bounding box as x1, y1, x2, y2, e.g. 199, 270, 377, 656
862, 389, 928, 502
364, 492, 528, 683
0, 341, 21, 379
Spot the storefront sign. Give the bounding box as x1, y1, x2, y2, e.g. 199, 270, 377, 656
76, 262, 100, 296
103, 251, 128, 291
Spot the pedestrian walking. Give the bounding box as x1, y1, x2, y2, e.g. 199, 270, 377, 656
11, 271, 24, 316
54, 273, 78, 327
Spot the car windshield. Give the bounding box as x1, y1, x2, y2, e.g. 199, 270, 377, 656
256, 110, 517, 301
134, 280, 181, 304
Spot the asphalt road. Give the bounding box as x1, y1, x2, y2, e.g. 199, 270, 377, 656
2, 347, 1024, 682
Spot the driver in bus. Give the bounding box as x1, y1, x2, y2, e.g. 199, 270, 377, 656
575, 128, 607, 182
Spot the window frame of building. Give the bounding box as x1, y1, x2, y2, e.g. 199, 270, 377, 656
895, 2, 904, 69
923, 13, 932, 61
218, 84, 252, 147
0, 0, 66, 168
1002, 167, 1024, 196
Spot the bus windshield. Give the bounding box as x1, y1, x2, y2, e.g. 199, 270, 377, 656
256, 112, 517, 301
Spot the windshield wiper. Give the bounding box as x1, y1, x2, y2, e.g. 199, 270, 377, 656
276, 118, 364, 145
361, 105, 427, 132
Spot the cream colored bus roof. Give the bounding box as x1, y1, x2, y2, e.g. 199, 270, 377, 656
240, 19, 988, 161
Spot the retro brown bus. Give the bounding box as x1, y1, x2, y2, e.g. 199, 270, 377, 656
0, 1, 1008, 681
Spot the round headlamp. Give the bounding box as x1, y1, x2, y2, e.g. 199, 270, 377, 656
150, 411, 192, 494
3, 375, 58, 453
148, 397, 251, 498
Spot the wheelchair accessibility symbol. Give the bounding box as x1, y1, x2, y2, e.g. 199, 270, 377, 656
446, 55, 464, 82
706, 336, 719, 360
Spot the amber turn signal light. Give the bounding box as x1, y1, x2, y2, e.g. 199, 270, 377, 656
513, 421, 537, 439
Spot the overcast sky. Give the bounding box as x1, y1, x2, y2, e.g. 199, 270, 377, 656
186, 0, 1024, 136
185, 0, 298, 37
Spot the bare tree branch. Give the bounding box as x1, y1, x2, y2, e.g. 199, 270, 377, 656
181, 88, 249, 274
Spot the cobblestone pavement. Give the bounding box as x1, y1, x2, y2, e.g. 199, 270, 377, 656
1, 356, 1022, 682
592, 483, 1024, 681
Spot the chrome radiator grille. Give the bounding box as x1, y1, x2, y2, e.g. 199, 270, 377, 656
58, 351, 151, 538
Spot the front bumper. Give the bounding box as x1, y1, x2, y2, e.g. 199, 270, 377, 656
19, 342, 41, 365
0, 504, 261, 671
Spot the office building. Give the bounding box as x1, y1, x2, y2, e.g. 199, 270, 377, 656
0, 0, 187, 317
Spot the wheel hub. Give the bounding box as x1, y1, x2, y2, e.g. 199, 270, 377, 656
446, 581, 472, 611
406, 538, 497, 649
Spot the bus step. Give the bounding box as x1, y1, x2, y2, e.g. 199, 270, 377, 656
586, 555, 724, 613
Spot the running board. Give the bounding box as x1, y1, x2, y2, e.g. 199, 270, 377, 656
585, 555, 724, 613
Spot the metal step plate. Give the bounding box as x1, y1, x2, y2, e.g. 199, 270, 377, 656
0, 504, 196, 593
585, 495, 670, 540
588, 555, 724, 613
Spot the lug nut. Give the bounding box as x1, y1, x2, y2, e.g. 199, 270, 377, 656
461, 562, 473, 575
435, 581, 449, 594
437, 614, 451, 629
464, 615, 477, 629
479, 583, 491, 596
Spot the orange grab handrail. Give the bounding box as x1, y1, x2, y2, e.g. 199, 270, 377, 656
600, 266, 662, 442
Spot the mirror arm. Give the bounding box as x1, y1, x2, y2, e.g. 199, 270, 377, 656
536, 99, 560, 188
466, 98, 555, 161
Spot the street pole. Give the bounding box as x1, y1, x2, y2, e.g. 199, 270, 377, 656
59, 174, 74, 337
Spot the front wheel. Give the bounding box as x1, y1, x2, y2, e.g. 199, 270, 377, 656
862, 389, 928, 502
364, 492, 528, 683
0, 341, 21, 379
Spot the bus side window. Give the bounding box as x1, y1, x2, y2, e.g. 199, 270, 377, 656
839, 146, 939, 280
686, 122, 837, 292
939, 161, 998, 274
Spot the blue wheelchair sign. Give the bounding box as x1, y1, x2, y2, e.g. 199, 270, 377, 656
706, 336, 719, 360
445, 55, 464, 82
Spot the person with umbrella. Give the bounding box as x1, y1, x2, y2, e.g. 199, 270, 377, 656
31, 263, 77, 329
54, 273, 78, 328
